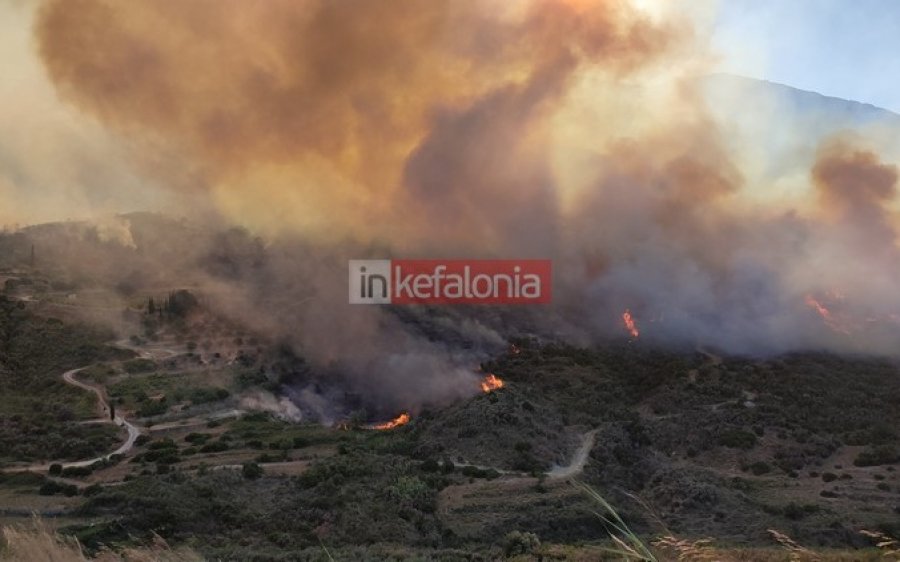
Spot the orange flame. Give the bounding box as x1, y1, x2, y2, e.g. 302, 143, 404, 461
623, 309, 639, 338
371, 412, 410, 430
480, 373, 504, 393
804, 294, 831, 320
804, 294, 849, 334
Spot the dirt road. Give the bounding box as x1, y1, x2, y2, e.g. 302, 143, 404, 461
548, 429, 597, 479
6, 365, 143, 473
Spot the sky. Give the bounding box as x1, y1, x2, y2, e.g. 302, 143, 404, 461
712, 0, 900, 113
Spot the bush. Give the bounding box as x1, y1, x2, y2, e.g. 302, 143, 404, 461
200, 441, 229, 453
145, 451, 179, 465
123, 358, 156, 374
39, 481, 78, 497
188, 387, 230, 405
749, 461, 771, 476
460, 466, 501, 480
61, 466, 93, 478
0, 472, 45, 487
387, 475, 429, 504
503, 531, 541, 556
420, 459, 440, 473
783, 502, 819, 520
718, 429, 758, 450
48, 463, 62, 476
269, 438, 293, 451
137, 398, 168, 417
147, 439, 178, 450
821, 472, 838, 483
242, 462, 263, 480
854, 445, 900, 467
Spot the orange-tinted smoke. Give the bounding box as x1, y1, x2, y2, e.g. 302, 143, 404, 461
812, 139, 899, 250
35, 0, 680, 240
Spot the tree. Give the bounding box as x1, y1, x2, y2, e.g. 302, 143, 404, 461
148, 297, 156, 315
167, 290, 198, 318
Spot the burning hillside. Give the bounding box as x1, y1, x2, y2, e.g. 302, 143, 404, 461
480, 374, 505, 393
805, 293, 850, 335
368, 413, 411, 431
0, 0, 895, 422
622, 310, 640, 339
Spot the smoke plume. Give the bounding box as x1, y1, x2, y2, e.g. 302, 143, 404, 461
5, 0, 900, 414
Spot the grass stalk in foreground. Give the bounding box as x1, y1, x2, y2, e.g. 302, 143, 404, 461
574, 479, 659, 561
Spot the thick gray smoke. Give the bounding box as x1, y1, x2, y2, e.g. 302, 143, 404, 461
3, 1, 900, 415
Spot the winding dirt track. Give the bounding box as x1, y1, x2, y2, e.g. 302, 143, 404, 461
6, 360, 144, 473
447, 428, 598, 482
548, 429, 597, 479
59, 368, 142, 468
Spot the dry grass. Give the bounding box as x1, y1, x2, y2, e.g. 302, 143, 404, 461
575, 481, 897, 562
860, 530, 900, 560
688, 548, 887, 562
652, 536, 717, 561
0, 518, 202, 562
767, 529, 817, 561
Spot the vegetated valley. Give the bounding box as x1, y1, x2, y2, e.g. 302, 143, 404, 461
0, 221, 898, 561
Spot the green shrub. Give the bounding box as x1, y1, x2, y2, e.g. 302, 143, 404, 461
0, 472, 45, 487
123, 358, 156, 374
783, 502, 819, 520
137, 398, 168, 417
147, 438, 178, 450
200, 441, 229, 453
39, 480, 78, 496
420, 459, 440, 473
854, 445, 900, 467
188, 387, 230, 405
387, 475, 429, 503
460, 466, 501, 479
718, 429, 758, 449
61, 466, 93, 478
503, 531, 541, 556
242, 462, 263, 480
